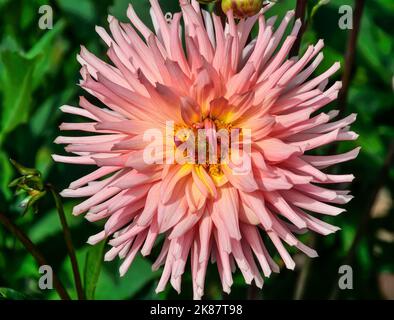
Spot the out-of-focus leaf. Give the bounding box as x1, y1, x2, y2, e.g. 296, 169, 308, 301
110, 0, 152, 26
11, 254, 38, 282
0, 20, 66, 145
30, 97, 55, 137
341, 222, 356, 252
358, 133, 385, 162
26, 22, 65, 59
84, 240, 107, 300
35, 147, 53, 179
0, 0, 10, 9
358, 239, 372, 271
376, 0, 394, 11
26, 20, 67, 88
30, 87, 75, 137
358, 13, 393, 84
0, 35, 21, 52
0, 50, 38, 144
28, 201, 80, 243
20, 2, 35, 29
379, 126, 394, 139
0, 151, 12, 199
56, 0, 95, 24
0, 287, 28, 300
95, 255, 160, 300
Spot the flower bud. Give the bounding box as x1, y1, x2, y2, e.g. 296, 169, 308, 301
221, 0, 264, 18
19, 190, 47, 214
9, 159, 46, 214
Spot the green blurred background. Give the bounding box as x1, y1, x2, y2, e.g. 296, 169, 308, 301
0, 0, 393, 300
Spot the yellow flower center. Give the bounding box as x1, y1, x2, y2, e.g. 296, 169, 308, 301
173, 116, 238, 186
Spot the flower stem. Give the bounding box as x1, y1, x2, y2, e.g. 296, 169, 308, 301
326, 1, 366, 298
289, 0, 308, 57
247, 283, 262, 300
293, 235, 316, 300
289, 0, 314, 300
330, 141, 394, 299
0, 212, 71, 300
47, 184, 85, 300
294, 1, 366, 299
337, 0, 365, 117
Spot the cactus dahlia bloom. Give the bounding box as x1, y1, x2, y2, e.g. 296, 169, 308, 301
53, 0, 359, 299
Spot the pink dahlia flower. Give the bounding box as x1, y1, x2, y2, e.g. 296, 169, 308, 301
54, 0, 359, 299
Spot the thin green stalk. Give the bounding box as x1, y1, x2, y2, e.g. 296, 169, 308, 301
0, 212, 71, 300
47, 184, 85, 300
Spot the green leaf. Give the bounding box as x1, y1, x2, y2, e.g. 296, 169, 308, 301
0, 20, 67, 145
110, 0, 151, 23
0, 50, 38, 144
0, 151, 12, 199
35, 147, 53, 180
57, 0, 95, 24
0, 0, 10, 9
20, 3, 35, 30
84, 240, 107, 300
30, 87, 75, 137
95, 255, 160, 300
0, 288, 28, 300
357, 239, 372, 272
341, 222, 356, 252
26, 21, 66, 59
358, 13, 393, 84
28, 201, 80, 243
27, 20, 67, 88
378, 126, 394, 138
0, 34, 21, 52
